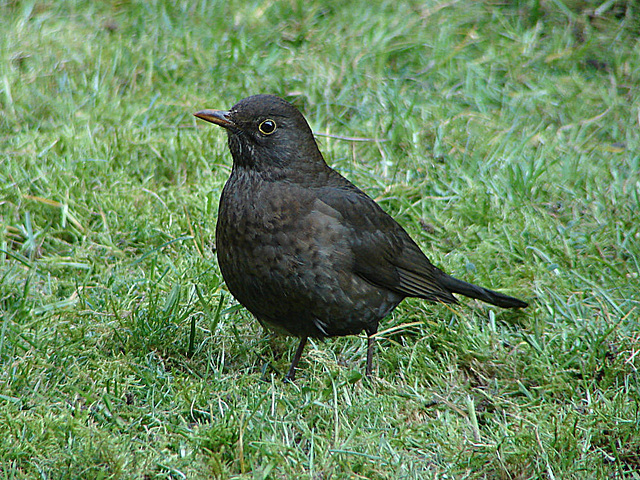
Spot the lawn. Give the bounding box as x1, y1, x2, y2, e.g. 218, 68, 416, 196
1, 0, 639, 478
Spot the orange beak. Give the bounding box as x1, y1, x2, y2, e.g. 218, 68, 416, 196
194, 109, 235, 129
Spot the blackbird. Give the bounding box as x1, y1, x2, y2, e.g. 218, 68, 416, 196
194, 94, 527, 381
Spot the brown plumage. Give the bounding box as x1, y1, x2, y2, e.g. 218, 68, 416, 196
195, 94, 527, 380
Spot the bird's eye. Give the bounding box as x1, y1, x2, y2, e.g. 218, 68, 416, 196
258, 119, 277, 135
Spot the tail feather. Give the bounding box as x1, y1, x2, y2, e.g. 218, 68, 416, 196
439, 273, 528, 309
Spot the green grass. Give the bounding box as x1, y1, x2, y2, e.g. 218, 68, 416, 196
1, 0, 639, 478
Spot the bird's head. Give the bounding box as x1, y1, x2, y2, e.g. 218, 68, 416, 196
195, 94, 326, 175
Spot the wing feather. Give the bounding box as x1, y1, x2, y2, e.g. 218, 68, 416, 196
316, 185, 457, 303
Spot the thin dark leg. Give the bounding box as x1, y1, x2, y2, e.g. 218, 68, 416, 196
285, 336, 307, 382
366, 328, 377, 378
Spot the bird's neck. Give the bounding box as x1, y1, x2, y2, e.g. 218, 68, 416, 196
230, 159, 334, 186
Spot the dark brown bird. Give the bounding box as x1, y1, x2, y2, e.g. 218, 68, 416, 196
194, 94, 527, 381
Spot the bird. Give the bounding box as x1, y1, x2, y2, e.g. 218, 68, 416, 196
194, 94, 527, 381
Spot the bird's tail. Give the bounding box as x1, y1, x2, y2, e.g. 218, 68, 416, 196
439, 273, 528, 309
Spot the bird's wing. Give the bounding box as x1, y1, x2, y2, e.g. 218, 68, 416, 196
316, 186, 458, 304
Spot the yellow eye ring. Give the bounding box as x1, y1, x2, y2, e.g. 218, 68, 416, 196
258, 119, 277, 135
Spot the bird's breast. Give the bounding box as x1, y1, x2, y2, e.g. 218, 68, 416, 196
214, 171, 402, 338
216, 172, 339, 280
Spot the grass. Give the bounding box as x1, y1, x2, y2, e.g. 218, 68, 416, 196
1, 0, 639, 478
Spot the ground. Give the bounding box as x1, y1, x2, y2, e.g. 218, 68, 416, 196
1, 0, 639, 478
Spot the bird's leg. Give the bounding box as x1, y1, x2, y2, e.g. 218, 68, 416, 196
285, 336, 308, 382
366, 336, 375, 377
365, 326, 378, 377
